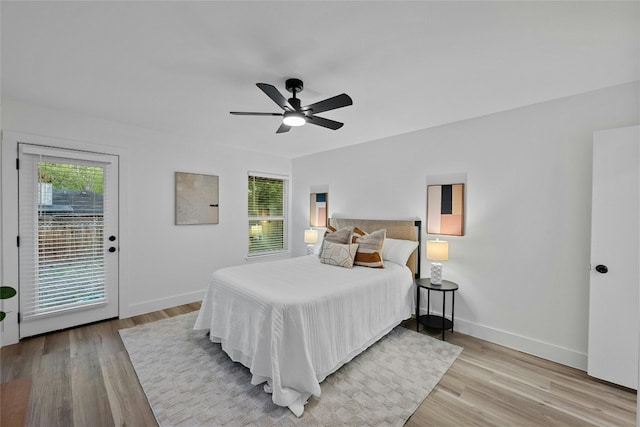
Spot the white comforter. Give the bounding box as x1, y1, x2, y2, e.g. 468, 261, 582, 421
193, 255, 414, 416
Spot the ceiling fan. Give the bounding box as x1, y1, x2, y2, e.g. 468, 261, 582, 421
230, 78, 353, 134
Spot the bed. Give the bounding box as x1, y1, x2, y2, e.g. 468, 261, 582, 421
193, 218, 421, 416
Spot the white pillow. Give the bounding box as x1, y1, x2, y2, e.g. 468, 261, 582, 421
382, 238, 418, 265
320, 241, 359, 268
313, 234, 324, 255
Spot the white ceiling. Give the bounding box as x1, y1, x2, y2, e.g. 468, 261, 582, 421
2, 1, 638, 159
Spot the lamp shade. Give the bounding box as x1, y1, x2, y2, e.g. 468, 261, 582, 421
304, 229, 318, 244
426, 240, 449, 261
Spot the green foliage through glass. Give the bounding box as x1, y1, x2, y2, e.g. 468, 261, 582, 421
248, 175, 287, 254
248, 176, 283, 217
39, 162, 104, 194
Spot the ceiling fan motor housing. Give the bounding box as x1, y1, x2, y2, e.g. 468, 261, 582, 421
285, 78, 304, 94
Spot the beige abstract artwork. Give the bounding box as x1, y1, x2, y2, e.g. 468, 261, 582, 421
175, 172, 219, 225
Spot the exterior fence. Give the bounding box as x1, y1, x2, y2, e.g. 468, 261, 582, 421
38, 215, 104, 262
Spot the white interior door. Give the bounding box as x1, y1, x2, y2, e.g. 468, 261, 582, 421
18, 144, 119, 338
588, 126, 639, 390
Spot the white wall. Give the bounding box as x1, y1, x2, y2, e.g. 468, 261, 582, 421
1, 99, 291, 345
292, 81, 640, 370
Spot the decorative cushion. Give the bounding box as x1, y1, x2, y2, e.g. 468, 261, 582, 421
318, 226, 354, 257
320, 241, 359, 268
382, 238, 418, 265
351, 227, 366, 242
324, 226, 353, 244
352, 228, 386, 268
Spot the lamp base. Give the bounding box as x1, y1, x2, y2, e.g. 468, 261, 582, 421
430, 262, 443, 285
306, 244, 315, 255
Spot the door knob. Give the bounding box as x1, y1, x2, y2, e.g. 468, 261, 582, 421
595, 264, 608, 274
108, 247, 117, 253
109, 235, 116, 241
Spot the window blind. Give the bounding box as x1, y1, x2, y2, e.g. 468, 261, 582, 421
248, 173, 288, 255
19, 152, 109, 320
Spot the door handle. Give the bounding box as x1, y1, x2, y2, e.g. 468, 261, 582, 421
595, 264, 608, 274
108, 247, 117, 253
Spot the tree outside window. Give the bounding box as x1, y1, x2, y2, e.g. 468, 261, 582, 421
248, 174, 288, 255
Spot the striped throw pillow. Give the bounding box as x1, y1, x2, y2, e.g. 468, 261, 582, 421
324, 226, 353, 244
353, 228, 386, 268
318, 226, 354, 257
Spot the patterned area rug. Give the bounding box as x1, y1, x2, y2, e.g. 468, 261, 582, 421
119, 311, 462, 427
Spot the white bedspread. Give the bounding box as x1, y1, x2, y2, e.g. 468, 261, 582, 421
193, 255, 414, 416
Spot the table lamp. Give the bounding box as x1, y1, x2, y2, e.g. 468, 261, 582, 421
304, 229, 318, 255
426, 239, 448, 285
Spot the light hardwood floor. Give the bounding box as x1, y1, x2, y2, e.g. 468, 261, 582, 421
1, 303, 635, 426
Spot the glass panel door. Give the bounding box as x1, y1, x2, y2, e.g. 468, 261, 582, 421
18, 144, 119, 337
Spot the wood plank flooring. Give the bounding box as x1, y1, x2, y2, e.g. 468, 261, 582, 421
402, 318, 636, 426
1, 303, 635, 426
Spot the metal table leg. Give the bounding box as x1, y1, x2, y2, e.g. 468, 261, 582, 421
442, 292, 446, 341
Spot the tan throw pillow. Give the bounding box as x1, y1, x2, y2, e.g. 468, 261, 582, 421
318, 226, 354, 258
320, 241, 359, 268
325, 226, 353, 244
351, 227, 366, 243
353, 228, 386, 268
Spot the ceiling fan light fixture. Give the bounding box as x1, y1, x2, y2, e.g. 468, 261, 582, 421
230, 79, 352, 133
282, 111, 306, 127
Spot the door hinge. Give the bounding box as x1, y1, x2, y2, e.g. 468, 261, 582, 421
17, 235, 20, 247
16, 158, 19, 170
18, 312, 21, 323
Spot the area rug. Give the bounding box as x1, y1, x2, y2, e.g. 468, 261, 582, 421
119, 311, 462, 427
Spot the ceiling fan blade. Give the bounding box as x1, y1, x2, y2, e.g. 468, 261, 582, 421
303, 93, 352, 115
230, 112, 282, 116
306, 115, 344, 130
257, 83, 293, 111
276, 123, 291, 133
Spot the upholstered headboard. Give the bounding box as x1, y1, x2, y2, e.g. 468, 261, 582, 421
328, 218, 421, 278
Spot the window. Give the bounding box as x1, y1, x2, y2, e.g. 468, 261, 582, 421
248, 173, 288, 256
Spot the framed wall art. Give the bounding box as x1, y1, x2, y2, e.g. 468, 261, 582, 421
175, 172, 219, 225
427, 183, 464, 236
310, 192, 328, 227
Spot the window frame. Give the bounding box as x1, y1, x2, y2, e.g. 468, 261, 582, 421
247, 171, 289, 258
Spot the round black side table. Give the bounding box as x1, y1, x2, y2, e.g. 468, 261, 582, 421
415, 278, 459, 341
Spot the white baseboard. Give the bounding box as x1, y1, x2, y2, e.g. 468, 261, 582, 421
426, 312, 588, 371
123, 289, 205, 319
